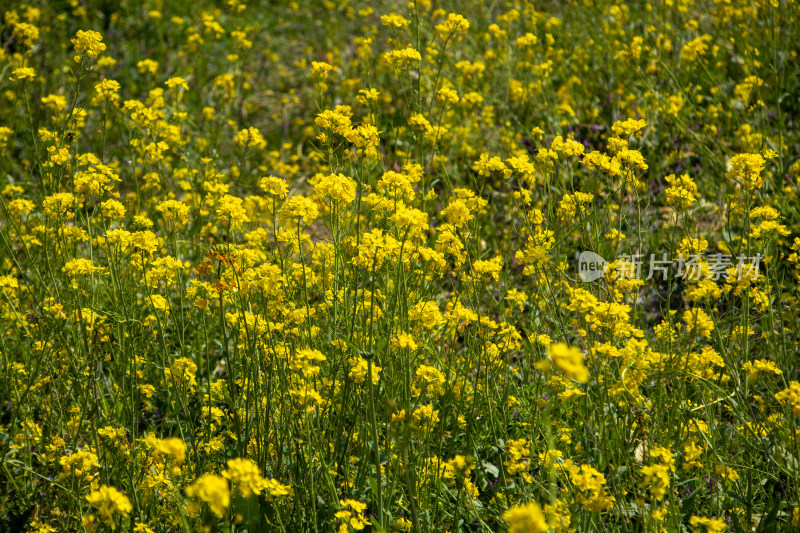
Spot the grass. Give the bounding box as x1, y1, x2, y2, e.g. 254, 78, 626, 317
0, 1, 799, 532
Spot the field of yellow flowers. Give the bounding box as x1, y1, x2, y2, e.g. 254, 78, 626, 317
1, 1, 799, 532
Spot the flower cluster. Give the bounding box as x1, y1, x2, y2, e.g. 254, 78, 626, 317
1, 3, 798, 532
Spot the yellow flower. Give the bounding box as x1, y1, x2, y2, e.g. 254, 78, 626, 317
612, 117, 647, 137
137, 59, 159, 74
335, 499, 370, 530
437, 86, 459, 105
348, 356, 380, 384
741, 359, 782, 380
681, 35, 713, 62
235, 126, 267, 149
165, 357, 197, 389
73, 164, 121, 199
411, 404, 439, 428
216, 194, 250, 228
63, 258, 105, 288
775, 381, 800, 417
7, 198, 35, 218
356, 88, 380, 104
353, 229, 401, 269
165, 76, 189, 91
682, 308, 714, 339
95, 79, 121, 103
0, 127, 12, 146
186, 474, 230, 517
262, 478, 292, 501
516, 33, 538, 47
727, 153, 765, 190
503, 501, 548, 533
470, 256, 504, 282
389, 204, 428, 238
689, 515, 727, 533
10, 67, 36, 82
12, 22, 39, 49
313, 173, 357, 206
59, 449, 100, 480
472, 152, 510, 178
664, 173, 699, 209
414, 365, 446, 395
315, 109, 352, 135
380, 13, 410, 29
506, 439, 532, 481
310, 61, 334, 79
548, 343, 589, 383
564, 461, 615, 511
435, 13, 470, 38
281, 195, 319, 225
551, 135, 586, 157
383, 46, 422, 66
640, 464, 670, 500
86, 485, 132, 529
223, 458, 264, 498
409, 300, 443, 329
408, 112, 433, 135
156, 200, 190, 227
259, 175, 288, 198
72, 30, 105, 60
152, 437, 187, 465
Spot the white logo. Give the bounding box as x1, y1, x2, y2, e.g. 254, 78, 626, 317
578, 251, 607, 282
576, 251, 761, 283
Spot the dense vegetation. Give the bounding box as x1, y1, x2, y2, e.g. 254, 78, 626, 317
1, 1, 799, 531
